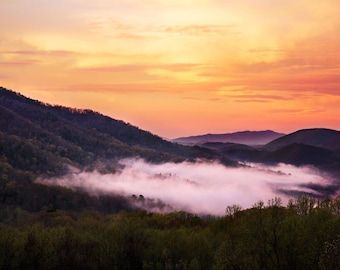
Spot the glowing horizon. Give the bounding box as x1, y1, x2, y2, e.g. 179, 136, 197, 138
1, 0, 339, 138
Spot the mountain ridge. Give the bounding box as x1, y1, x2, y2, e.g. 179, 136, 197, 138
265, 128, 340, 150
172, 130, 286, 145
0, 86, 236, 176
0, 86, 236, 212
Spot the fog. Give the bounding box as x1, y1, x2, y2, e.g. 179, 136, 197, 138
37, 159, 338, 215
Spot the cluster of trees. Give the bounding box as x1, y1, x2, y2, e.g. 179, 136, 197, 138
0, 196, 339, 270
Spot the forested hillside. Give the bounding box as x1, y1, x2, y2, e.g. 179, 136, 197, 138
201, 131, 340, 178
0, 87, 234, 212
0, 196, 339, 270
0, 87, 233, 169
265, 128, 340, 150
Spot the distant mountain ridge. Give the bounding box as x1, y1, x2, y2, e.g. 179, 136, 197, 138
173, 130, 285, 146
200, 128, 340, 178
221, 143, 340, 167
265, 128, 340, 150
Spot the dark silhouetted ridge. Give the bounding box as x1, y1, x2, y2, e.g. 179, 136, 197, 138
0, 86, 235, 177
265, 128, 340, 150
260, 143, 340, 166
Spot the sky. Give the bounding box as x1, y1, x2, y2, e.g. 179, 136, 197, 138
1, 0, 340, 138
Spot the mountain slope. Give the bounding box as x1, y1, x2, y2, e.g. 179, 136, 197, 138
200, 142, 255, 151
259, 143, 340, 167
265, 128, 340, 150
0, 86, 235, 176
0, 86, 237, 212
173, 130, 285, 145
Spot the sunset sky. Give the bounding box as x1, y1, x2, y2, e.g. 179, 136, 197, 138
1, 0, 339, 138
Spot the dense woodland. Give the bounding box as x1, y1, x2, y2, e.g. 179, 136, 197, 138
0, 86, 233, 169
0, 197, 339, 270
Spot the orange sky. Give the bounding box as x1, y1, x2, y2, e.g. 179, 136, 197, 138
1, 0, 339, 138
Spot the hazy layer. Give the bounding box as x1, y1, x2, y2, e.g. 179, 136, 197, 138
37, 159, 336, 215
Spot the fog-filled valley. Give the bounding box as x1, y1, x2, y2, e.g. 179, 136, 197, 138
38, 159, 338, 215
1, 87, 339, 213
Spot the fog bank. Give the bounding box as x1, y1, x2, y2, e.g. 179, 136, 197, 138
37, 159, 338, 215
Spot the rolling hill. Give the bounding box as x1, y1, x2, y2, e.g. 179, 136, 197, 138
0, 86, 234, 170
265, 128, 340, 150
260, 143, 340, 167
204, 129, 340, 178
173, 130, 285, 146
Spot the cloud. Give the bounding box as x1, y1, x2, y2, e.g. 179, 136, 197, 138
0, 50, 76, 57
51, 82, 184, 94
36, 159, 338, 215
86, 16, 236, 39
182, 96, 223, 102
223, 93, 291, 101
162, 24, 235, 36
1, 0, 339, 137
235, 99, 271, 103
264, 108, 304, 114
0, 61, 40, 66
75, 63, 202, 73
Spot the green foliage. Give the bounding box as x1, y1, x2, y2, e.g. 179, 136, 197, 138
0, 196, 339, 270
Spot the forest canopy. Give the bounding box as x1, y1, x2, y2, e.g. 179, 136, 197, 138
0, 196, 339, 270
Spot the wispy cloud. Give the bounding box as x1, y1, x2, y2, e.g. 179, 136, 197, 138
235, 99, 271, 103
162, 24, 235, 35
0, 50, 76, 57
264, 108, 304, 114
1, 0, 340, 136
0, 61, 40, 66
75, 63, 203, 73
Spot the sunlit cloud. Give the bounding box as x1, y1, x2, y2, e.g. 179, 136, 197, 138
0, 0, 339, 137
74, 63, 203, 73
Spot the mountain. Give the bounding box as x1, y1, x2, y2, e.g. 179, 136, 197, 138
0, 86, 235, 168
260, 143, 340, 167
265, 128, 340, 150
200, 142, 255, 151
0, 86, 235, 212
209, 129, 340, 178
173, 130, 285, 146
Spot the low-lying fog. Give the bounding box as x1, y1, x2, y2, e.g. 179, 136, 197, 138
37, 159, 338, 215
